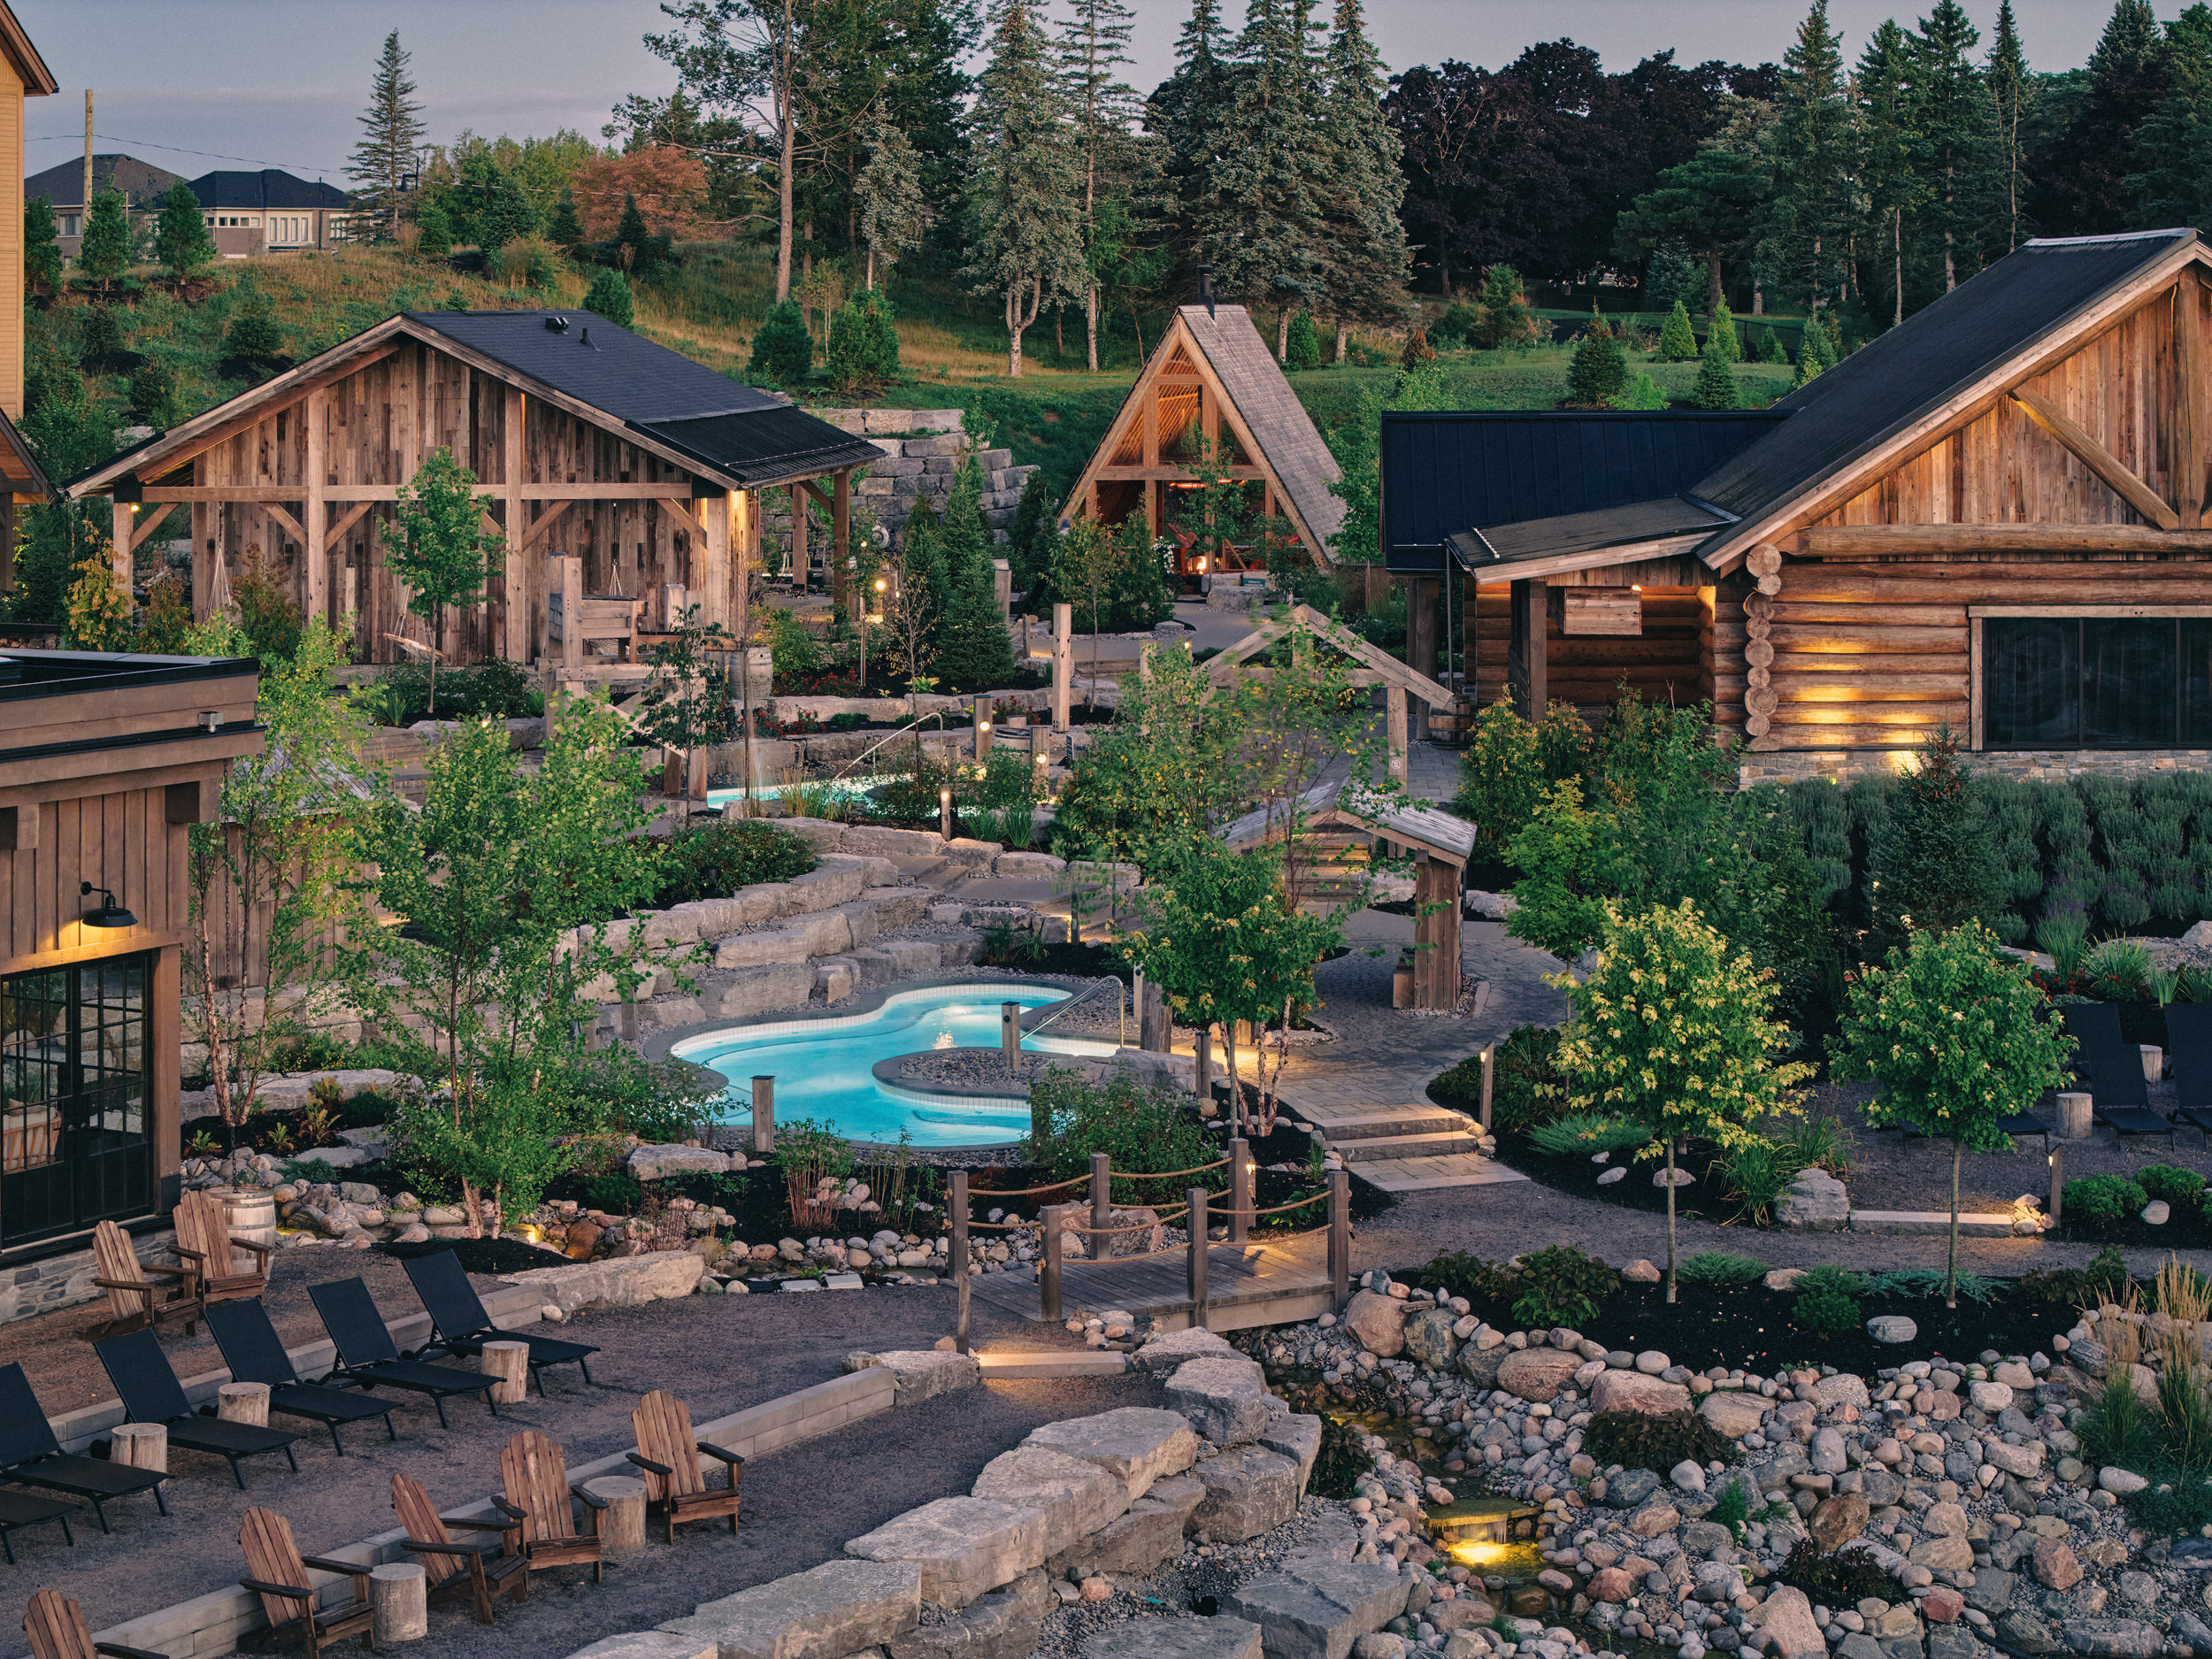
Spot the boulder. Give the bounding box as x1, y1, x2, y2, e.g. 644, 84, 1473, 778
1455, 1344, 1507, 1391
1402, 1309, 1461, 1371
1778, 1169, 1850, 1233
1051, 1479, 1202, 1578
1867, 1316, 1917, 1344
2059, 1622, 2162, 1658
1133, 1327, 1240, 1375
1745, 1586, 1826, 1658
1082, 1617, 1263, 1659
843, 1498, 1048, 1609
885, 1571, 1054, 1659
1997, 1615, 2060, 1656
849, 1350, 983, 1408
1968, 1381, 2013, 1413
1984, 1440, 2045, 1478
1589, 1371, 1692, 1417
1497, 1347, 1581, 1402
1262, 1413, 1325, 1490
2096, 1467, 2147, 1495
1909, 1536, 1976, 1572
1808, 1493, 1870, 1551
1023, 1407, 1200, 1502
1225, 1555, 1409, 1659
1165, 1357, 1277, 1448
1188, 1445, 1302, 1542
660, 1559, 921, 1659
564, 1636, 718, 1659
1342, 1291, 1408, 1358
1602, 1469, 1662, 1510
1699, 1393, 1770, 1440
2031, 1539, 2081, 1591
972, 1447, 1129, 1560
503, 1250, 704, 1316
1813, 1374, 1871, 1409
1589, 1568, 1633, 1603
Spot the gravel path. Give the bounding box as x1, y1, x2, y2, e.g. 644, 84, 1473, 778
0, 1280, 1092, 1644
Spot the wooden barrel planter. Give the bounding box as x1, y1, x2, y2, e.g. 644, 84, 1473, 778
212, 1187, 279, 1274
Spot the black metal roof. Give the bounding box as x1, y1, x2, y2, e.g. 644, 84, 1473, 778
404, 310, 883, 488
1379, 410, 1786, 574
1691, 229, 2200, 544
186, 169, 350, 211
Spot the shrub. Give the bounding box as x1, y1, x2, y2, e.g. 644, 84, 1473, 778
79, 303, 128, 364
265, 1029, 353, 1073
827, 287, 902, 392
1611, 372, 1668, 411
1793, 1264, 1865, 1334
1676, 1251, 1770, 1286
1433, 1025, 1561, 1134
749, 299, 814, 386
1509, 1243, 1617, 1329
2063, 1173, 2150, 1225
1027, 1065, 1214, 1201
371, 658, 540, 725
1580, 1409, 1732, 1474
1284, 311, 1324, 370
774, 1116, 855, 1230
1529, 1112, 1653, 1157
2083, 938, 2156, 1003
1707, 1476, 1755, 1540
225, 280, 286, 364
129, 357, 180, 425
584, 1171, 641, 1213
2020, 1244, 2131, 1304
2141, 1164, 2209, 1210
1777, 1538, 1897, 1606
583, 266, 635, 328
1565, 330, 1629, 406
1416, 1249, 1517, 1302
1691, 338, 1742, 410
413, 202, 452, 260
1310, 1418, 1372, 1500
657, 818, 817, 905
1865, 1267, 1996, 1302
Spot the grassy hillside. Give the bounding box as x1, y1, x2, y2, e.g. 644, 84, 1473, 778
35, 246, 1794, 508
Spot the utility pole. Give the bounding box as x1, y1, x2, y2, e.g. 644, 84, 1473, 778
81, 90, 93, 227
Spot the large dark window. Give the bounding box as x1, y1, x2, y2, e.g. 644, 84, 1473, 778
1, 955, 152, 1251
1985, 617, 2212, 749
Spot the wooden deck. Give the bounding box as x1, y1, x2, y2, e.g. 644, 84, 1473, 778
966, 1233, 1336, 1334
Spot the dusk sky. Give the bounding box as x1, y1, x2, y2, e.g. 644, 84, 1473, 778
19, 1, 2116, 191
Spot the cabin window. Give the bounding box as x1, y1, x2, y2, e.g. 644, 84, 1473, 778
1983, 616, 2212, 749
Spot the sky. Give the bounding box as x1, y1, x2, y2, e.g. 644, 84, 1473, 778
19, 0, 2118, 192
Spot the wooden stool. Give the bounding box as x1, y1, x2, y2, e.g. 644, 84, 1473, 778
584, 1476, 649, 1561
478, 1340, 530, 1405
218, 1380, 272, 1425
111, 1422, 166, 1472
369, 1561, 428, 1642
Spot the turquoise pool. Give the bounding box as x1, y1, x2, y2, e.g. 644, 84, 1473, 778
669, 982, 1119, 1146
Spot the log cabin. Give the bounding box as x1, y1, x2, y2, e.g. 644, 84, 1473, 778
63, 308, 884, 666
1380, 228, 2212, 783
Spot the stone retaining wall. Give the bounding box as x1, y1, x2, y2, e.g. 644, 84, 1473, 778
757, 408, 1040, 557
0, 1225, 178, 1329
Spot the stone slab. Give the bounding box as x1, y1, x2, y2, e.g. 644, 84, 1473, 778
1225, 1556, 1409, 1659
1083, 1615, 1264, 1659
1165, 1356, 1275, 1447
659, 1559, 922, 1659
851, 1350, 984, 1408
1189, 1445, 1302, 1543
565, 1636, 720, 1659
502, 1250, 705, 1315
1261, 1413, 1324, 1490
1133, 1327, 1240, 1374
1022, 1407, 1201, 1501
844, 1496, 1048, 1609
971, 1445, 1130, 1559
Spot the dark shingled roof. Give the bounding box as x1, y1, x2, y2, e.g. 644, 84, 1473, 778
1690, 229, 2200, 553
406, 309, 882, 488
25, 153, 180, 210
186, 169, 350, 211
1379, 410, 1784, 574
1179, 304, 1345, 549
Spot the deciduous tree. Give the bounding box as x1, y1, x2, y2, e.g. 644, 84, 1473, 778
380, 448, 503, 716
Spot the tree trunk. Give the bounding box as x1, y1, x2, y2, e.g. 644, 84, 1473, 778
1707, 253, 1723, 326
1893, 210, 1904, 328
1334, 319, 1349, 364
1277, 306, 1292, 363
1752, 282, 1763, 318
1947, 1140, 1961, 1309
1664, 1138, 1678, 1304
1086, 285, 1100, 373
774, 0, 795, 306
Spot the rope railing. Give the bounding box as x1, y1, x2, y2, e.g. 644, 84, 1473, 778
1110, 1158, 1231, 1182
966, 1177, 1084, 1199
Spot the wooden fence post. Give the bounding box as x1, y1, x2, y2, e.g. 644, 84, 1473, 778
1187, 1187, 1210, 1331
1041, 1204, 1064, 1322
951, 1170, 971, 1355
1229, 1137, 1250, 1246
1328, 1170, 1350, 1302
1090, 1152, 1110, 1257
751, 1076, 775, 1156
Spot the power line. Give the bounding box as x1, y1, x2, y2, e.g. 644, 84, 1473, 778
26, 131, 343, 178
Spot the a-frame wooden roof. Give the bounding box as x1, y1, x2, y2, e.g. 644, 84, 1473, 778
1063, 303, 1346, 565
1219, 779, 1475, 866
1202, 603, 1454, 706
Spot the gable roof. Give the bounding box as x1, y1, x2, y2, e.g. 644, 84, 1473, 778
0, 1, 56, 98
25, 153, 180, 211
187, 170, 351, 211
65, 309, 883, 498
1178, 304, 1344, 550
1380, 410, 1783, 574
1219, 779, 1477, 865
1687, 228, 2204, 569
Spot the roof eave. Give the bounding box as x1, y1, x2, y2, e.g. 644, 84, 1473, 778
0, 1, 58, 96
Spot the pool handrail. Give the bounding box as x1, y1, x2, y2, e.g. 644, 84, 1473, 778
1024, 978, 1120, 1041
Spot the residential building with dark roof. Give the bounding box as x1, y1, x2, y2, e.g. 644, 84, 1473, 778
23, 152, 180, 253
184, 169, 353, 257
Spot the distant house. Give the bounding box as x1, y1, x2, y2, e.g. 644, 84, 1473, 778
184, 169, 352, 257
22, 152, 174, 257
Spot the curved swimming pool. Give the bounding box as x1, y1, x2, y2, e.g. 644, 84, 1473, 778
669, 982, 1119, 1147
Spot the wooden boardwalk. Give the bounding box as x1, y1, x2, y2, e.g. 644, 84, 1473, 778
966, 1233, 1336, 1334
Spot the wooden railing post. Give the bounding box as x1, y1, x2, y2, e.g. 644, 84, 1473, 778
1187, 1187, 1210, 1332
1327, 1169, 1350, 1302
750, 1077, 775, 1156
1089, 1152, 1110, 1257
1041, 1204, 1064, 1322
1229, 1137, 1250, 1245
951, 1170, 971, 1355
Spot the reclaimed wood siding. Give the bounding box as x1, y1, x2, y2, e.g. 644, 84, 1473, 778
1, 789, 188, 964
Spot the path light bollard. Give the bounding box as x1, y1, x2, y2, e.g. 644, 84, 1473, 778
973, 699, 991, 761
1187, 1187, 1210, 1331
941, 787, 954, 840
1328, 1170, 1350, 1302
1090, 1152, 1111, 1259
1229, 1137, 1250, 1247
951, 1170, 971, 1355
2049, 1148, 2064, 1226
1479, 1046, 1494, 1135
1042, 1205, 1064, 1322
751, 1076, 775, 1156
1002, 1002, 1020, 1079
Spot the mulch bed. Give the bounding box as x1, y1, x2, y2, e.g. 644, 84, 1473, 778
2054, 1206, 2212, 1249
375, 1235, 575, 1273
1491, 1133, 1740, 1224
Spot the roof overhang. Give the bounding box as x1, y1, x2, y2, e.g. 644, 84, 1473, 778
1219, 780, 1476, 865
0, 2, 58, 96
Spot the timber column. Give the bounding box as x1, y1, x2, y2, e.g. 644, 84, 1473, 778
703, 489, 735, 639
1406, 578, 1440, 733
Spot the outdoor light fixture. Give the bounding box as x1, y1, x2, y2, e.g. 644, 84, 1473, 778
199, 710, 221, 733
79, 882, 137, 938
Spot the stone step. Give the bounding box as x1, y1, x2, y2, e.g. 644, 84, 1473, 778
1332, 1129, 1485, 1163
1307, 1106, 1472, 1141
1349, 1154, 1531, 1194
1225, 1552, 1410, 1659
658, 1558, 921, 1659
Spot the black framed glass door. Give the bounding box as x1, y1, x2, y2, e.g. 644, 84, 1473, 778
1, 954, 152, 1250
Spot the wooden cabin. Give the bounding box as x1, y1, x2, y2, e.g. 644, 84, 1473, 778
1062, 303, 1345, 580
1381, 229, 2212, 782
0, 649, 261, 1284
64, 309, 884, 666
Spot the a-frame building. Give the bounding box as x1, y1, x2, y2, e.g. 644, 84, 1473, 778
1062, 303, 1345, 576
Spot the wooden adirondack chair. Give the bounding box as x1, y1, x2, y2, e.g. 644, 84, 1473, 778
20, 1590, 169, 1659
172, 1188, 271, 1309
236, 1507, 375, 1658
89, 1218, 196, 1333
389, 1472, 528, 1624
495, 1431, 604, 1580
627, 1390, 742, 1543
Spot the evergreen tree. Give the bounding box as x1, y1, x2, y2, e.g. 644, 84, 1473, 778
1642, 242, 1698, 310
1912, 1, 1989, 295
546, 190, 585, 253
1104, 513, 1170, 628
1613, 373, 1669, 411
153, 181, 214, 284
1315, 0, 1410, 360
611, 196, 673, 275
854, 110, 930, 288
584, 267, 636, 328
1985, 1, 2032, 253
1202, 0, 1330, 362
78, 188, 130, 291
938, 453, 993, 594
1755, 326, 1789, 364
413, 201, 453, 260
2128, 6, 2212, 228
964, 0, 1087, 377
25, 196, 59, 296
1767, 0, 1857, 314
2032, 0, 2166, 236
1657, 299, 1700, 362
348, 30, 427, 242
1709, 303, 1740, 364
1056, 0, 1140, 372
224, 278, 286, 368
1471, 263, 1534, 349
1614, 150, 1769, 326
1867, 728, 2001, 947
826, 288, 902, 392
1691, 337, 1742, 410
1006, 471, 1055, 598
1284, 311, 1323, 369
129, 356, 180, 426
1148, 0, 1235, 273
1565, 331, 1629, 407
898, 495, 952, 634
749, 299, 814, 385
1857, 19, 1925, 328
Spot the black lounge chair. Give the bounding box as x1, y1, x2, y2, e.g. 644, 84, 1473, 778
402, 1249, 597, 1396
307, 1279, 499, 1428
94, 1329, 301, 1490
1900, 1112, 2052, 1153
2055, 1002, 2175, 1144
204, 1299, 397, 1455
0, 1364, 167, 1534
2168, 1002, 2212, 1141
0, 1489, 76, 1565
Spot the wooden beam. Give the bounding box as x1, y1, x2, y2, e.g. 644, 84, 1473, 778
303, 385, 326, 626
798, 479, 833, 514
126, 504, 173, 557
2185, 275, 2208, 531
2006, 388, 2181, 530
789, 480, 809, 588
1793, 522, 2212, 557
261, 502, 307, 549
111, 498, 133, 586
832, 469, 851, 615
703, 489, 733, 637
502, 384, 525, 660
517, 497, 575, 550
322, 501, 372, 554
1096, 465, 1266, 481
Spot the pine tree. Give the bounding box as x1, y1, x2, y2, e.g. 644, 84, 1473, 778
1315, 0, 1409, 361
1709, 303, 1741, 364
827, 288, 901, 392
1057, 0, 1140, 372
1857, 19, 1925, 328
1755, 326, 1789, 364
1657, 299, 1700, 362
1794, 351, 1823, 389
413, 201, 453, 260
749, 300, 814, 386
2126, 6, 2212, 228
25, 196, 59, 296
546, 190, 584, 253
1006, 471, 1054, 597
1148, 0, 1235, 273
584, 268, 636, 328
965, 0, 1086, 378
1985, 1, 2032, 253
78, 188, 130, 292
1770, 0, 1856, 314
898, 495, 952, 632
1471, 264, 1534, 349
854, 110, 929, 288
2034, 0, 2166, 236
153, 181, 213, 284
1284, 311, 1323, 369
1203, 0, 1330, 361
1913, 1, 1989, 295
348, 30, 427, 243
1565, 333, 1629, 407
1691, 338, 1742, 410
1643, 242, 1698, 310
224, 278, 286, 368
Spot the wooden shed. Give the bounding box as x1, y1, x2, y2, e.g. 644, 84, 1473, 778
1380, 228, 2212, 780
63, 309, 885, 666
1061, 302, 1346, 576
